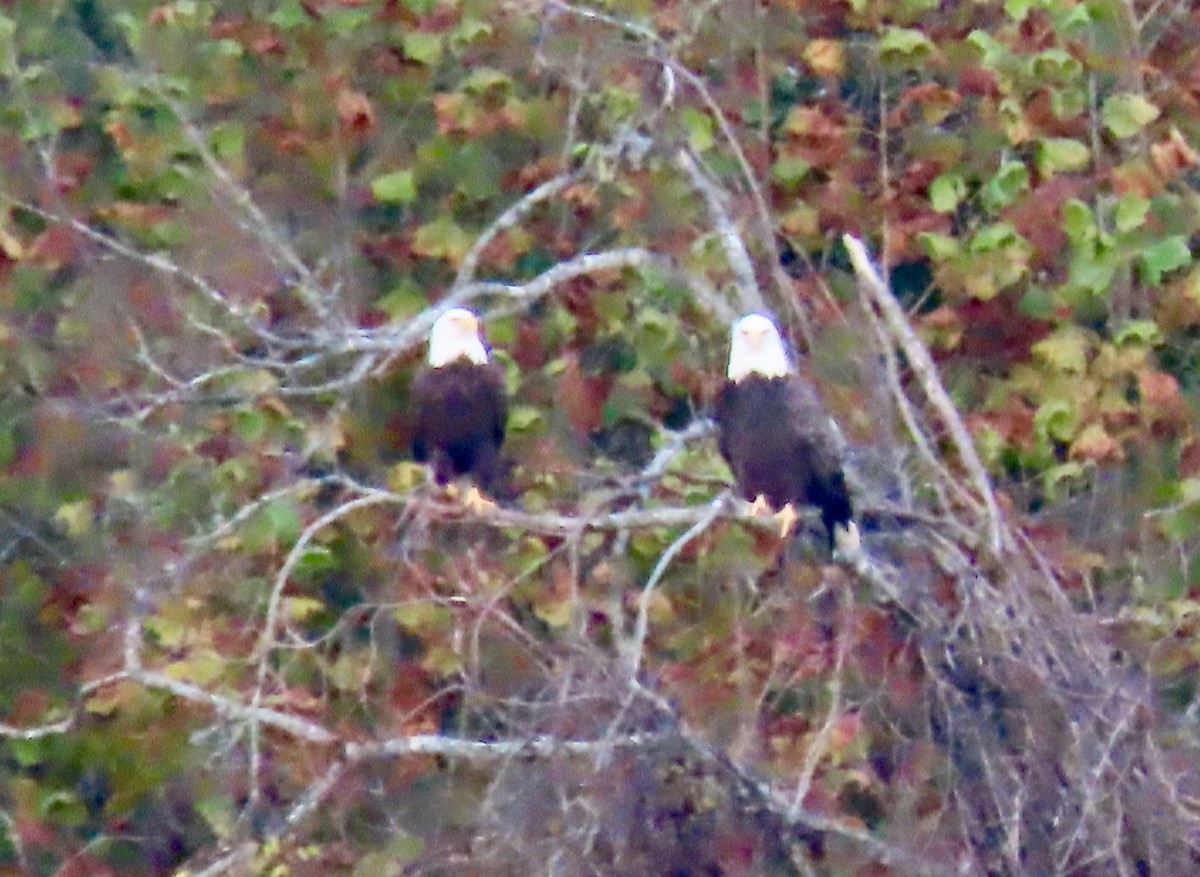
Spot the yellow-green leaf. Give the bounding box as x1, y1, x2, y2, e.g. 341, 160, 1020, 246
1102, 94, 1160, 139
1140, 236, 1191, 285
681, 107, 714, 153
371, 170, 417, 204
1037, 138, 1090, 175
394, 601, 449, 632
929, 172, 965, 212
1033, 327, 1089, 373
402, 31, 442, 65
283, 596, 325, 621
54, 500, 92, 537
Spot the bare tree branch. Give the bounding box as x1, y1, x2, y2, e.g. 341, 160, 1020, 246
843, 233, 1005, 554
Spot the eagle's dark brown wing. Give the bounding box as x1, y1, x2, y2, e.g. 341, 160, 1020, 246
412, 360, 507, 488
780, 377, 851, 541
716, 374, 852, 546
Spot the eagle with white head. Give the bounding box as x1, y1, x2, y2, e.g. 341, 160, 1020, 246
716, 313, 857, 549
412, 307, 507, 509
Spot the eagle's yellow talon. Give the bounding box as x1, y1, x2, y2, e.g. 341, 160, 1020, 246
747, 495, 771, 516
774, 503, 799, 538
462, 485, 496, 513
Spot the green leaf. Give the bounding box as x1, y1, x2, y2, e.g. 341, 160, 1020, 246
982, 160, 1029, 211
1030, 48, 1080, 83
1042, 461, 1085, 501
265, 499, 302, 544
283, 596, 325, 621
164, 649, 225, 685
412, 217, 471, 263
1018, 286, 1055, 319
209, 122, 244, 163
453, 17, 494, 46
1062, 199, 1095, 244
1037, 138, 1090, 175
1102, 94, 1160, 139
40, 791, 87, 827
8, 738, 43, 768
402, 31, 443, 65
267, 0, 309, 28
243, 499, 302, 550
1113, 194, 1151, 233
370, 169, 417, 204
1033, 327, 1089, 373
376, 280, 427, 320
145, 613, 188, 649
325, 7, 371, 33
969, 222, 1019, 252
54, 500, 92, 537
1113, 320, 1162, 347
446, 142, 501, 199
1004, 0, 1039, 19
967, 30, 1008, 67
394, 602, 449, 632
1034, 399, 1076, 442
929, 172, 965, 212
772, 155, 811, 187
462, 67, 510, 94
917, 231, 960, 260
295, 545, 337, 575
1051, 3, 1091, 33
233, 408, 265, 442
533, 595, 573, 628
1069, 246, 1119, 294
1140, 236, 1191, 285
507, 405, 542, 431
879, 27, 935, 62
681, 107, 714, 153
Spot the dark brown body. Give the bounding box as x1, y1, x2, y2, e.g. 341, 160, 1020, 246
716, 374, 852, 545
412, 360, 507, 489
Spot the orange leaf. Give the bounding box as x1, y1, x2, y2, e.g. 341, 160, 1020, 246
1070, 423, 1123, 462
1139, 369, 1180, 407
1151, 128, 1199, 179
803, 39, 843, 76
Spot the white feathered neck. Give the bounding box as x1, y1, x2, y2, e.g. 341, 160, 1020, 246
726, 313, 794, 381
427, 308, 489, 367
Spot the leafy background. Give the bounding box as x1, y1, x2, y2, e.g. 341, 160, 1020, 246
1, 0, 1199, 875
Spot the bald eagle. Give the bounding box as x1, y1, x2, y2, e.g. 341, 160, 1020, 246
716, 313, 857, 549
412, 307, 507, 509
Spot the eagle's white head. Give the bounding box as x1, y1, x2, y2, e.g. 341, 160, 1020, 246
427, 307, 489, 367
727, 312, 794, 382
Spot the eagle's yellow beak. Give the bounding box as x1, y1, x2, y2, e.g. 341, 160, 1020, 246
449, 311, 478, 332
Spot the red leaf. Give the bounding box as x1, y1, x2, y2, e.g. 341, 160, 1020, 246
336, 89, 376, 140
556, 353, 609, 434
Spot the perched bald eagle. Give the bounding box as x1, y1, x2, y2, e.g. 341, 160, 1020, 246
412, 307, 507, 508
716, 313, 856, 549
